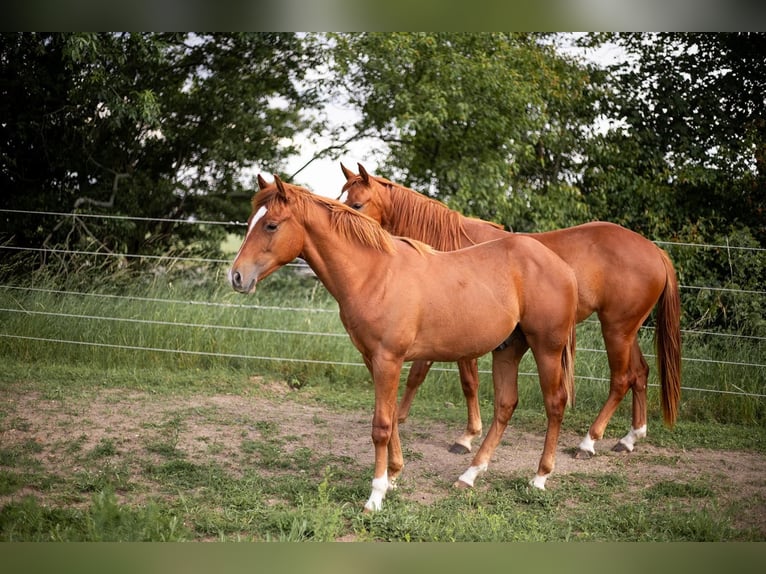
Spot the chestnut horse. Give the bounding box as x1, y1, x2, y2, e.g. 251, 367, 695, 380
340, 163, 681, 459
230, 175, 577, 511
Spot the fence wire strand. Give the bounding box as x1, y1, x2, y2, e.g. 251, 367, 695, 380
2, 207, 764, 401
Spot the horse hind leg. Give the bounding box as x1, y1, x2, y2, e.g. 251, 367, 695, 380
528, 349, 569, 490
454, 346, 520, 489
613, 339, 649, 453
575, 327, 637, 460
398, 360, 433, 424
449, 359, 482, 454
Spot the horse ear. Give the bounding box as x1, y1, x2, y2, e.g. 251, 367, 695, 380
358, 163, 370, 183
273, 174, 288, 200
340, 162, 355, 181
257, 174, 269, 190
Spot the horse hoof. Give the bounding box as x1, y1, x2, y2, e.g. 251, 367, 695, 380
574, 449, 593, 460
453, 479, 472, 490
612, 442, 632, 453
448, 443, 471, 455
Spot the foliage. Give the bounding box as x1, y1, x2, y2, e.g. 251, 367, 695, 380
580, 33, 766, 335
330, 32, 600, 231
582, 33, 765, 238
0, 32, 323, 267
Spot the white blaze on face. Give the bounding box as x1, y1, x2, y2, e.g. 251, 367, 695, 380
337, 190, 348, 204
230, 206, 269, 287
234, 206, 267, 259
249, 206, 268, 234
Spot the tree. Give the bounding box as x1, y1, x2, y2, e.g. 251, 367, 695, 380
582, 32, 766, 335
583, 32, 766, 243
330, 32, 601, 231
0, 32, 322, 269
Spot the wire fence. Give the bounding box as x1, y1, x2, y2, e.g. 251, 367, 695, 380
1, 208, 764, 401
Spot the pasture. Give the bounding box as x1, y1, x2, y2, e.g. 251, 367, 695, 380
1, 254, 765, 541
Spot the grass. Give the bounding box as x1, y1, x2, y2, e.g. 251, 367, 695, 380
0, 262, 765, 541
0, 370, 763, 541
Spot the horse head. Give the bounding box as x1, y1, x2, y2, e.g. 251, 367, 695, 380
229, 174, 306, 294
339, 163, 388, 226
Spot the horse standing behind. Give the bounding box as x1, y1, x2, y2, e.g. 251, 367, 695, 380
340, 163, 681, 459
229, 175, 578, 511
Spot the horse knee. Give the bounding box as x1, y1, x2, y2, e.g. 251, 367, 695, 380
371, 422, 392, 446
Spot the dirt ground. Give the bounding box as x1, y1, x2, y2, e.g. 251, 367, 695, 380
3, 377, 766, 538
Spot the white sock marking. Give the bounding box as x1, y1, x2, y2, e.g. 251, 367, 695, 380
618, 424, 647, 452
578, 433, 596, 454
530, 473, 549, 490
364, 472, 391, 511
457, 463, 488, 487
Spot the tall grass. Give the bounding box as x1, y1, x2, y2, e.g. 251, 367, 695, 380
1, 259, 764, 427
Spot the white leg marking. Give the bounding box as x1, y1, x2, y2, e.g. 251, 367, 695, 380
578, 433, 596, 454
530, 472, 550, 490
457, 463, 488, 487
618, 424, 647, 452
364, 472, 392, 511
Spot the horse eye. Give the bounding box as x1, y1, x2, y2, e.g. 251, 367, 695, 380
264, 222, 279, 232
352, 203, 364, 210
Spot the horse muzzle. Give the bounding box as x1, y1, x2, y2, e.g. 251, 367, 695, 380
228, 267, 257, 294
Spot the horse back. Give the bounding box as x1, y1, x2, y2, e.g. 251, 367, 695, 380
526, 222, 667, 320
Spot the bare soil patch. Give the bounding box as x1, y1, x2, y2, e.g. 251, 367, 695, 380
2, 378, 766, 537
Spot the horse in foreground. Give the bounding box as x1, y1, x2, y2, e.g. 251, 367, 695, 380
229, 175, 577, 511
340, 163, 681, 459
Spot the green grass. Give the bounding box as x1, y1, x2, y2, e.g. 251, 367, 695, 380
0, 370, 762, 541
0, 262, 764, 541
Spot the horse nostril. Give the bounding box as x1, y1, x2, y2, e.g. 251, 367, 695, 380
231, 270, 242, 289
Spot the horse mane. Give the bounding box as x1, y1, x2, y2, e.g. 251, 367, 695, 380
371, 176, 503, 252
253, 181, 433, 256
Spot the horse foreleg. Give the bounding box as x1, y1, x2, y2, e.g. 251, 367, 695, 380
364, 357, 404, 512
398, 360, 433, 423
454, 349, 519, 489
449, 359, 482, 455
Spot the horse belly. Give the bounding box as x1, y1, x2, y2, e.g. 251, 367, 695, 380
406, 298, 518, 361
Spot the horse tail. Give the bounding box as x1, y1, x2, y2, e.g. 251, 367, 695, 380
655, 248, 682, 427
562, 323, 576, 408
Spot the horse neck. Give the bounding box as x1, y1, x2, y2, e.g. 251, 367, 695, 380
298, 207, 389, 303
